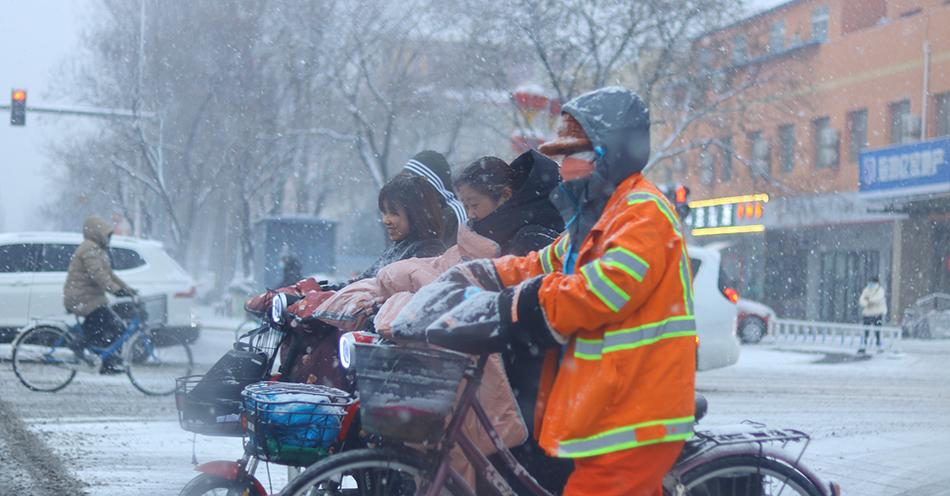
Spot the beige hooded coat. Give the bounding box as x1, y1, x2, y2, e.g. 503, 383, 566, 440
63, 216, 133, 316
313, 227, 527, 485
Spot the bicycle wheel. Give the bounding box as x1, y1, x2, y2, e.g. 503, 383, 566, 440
280, 448, 462, 496
12, 326, 80, 392
178, 473, 265, 496
125, 328, 194, 396
678, 455, 823, 496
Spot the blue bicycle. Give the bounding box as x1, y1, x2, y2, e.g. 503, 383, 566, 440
11, 295, 193, 396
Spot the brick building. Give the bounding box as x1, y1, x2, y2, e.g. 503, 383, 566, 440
673, 0, 950, 322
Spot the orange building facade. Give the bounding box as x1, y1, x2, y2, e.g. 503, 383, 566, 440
672, 0, 950, 322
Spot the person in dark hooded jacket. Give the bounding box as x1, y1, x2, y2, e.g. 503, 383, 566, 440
455, 151, 572, 493
455, 150, 563, 256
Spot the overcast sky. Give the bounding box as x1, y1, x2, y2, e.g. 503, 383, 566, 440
0, 0, 90, 231
0, 0, 788, 233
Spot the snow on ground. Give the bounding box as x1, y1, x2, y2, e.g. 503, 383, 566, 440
2, 313, 950, 495
697, 340, 950, 495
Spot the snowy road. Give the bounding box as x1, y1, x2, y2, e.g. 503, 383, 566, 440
2, 326, 949, 495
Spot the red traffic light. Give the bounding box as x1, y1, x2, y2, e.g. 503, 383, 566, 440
675, 184, 689, 204
12, 89, 26, 102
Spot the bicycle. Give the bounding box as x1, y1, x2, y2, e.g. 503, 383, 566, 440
281, 341, 841, 496
11, 294, 194, 396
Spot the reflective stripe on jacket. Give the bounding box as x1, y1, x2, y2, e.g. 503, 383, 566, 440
493, 173, 697, 459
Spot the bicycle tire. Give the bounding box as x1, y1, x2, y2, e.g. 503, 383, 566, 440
125, 329, 194, 396
676, 454, 823, 496
12, 326, 79, 392
280, 448, 463, 496
178, 473, 265, 496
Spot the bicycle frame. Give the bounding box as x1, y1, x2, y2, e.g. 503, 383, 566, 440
67, 313, 145, 365
423, 354, 551, 496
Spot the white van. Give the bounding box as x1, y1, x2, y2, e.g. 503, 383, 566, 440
0, 232, 198, 343
687, 244, 741, 371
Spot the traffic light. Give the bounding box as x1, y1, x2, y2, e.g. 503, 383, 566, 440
673, 184, 690, 221
10, 89, 26, 126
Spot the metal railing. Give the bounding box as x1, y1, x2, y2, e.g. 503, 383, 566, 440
770, 318, 902, 350
901, 293, 950, 339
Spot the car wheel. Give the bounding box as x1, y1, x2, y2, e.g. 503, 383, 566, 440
738, 317, 767, 344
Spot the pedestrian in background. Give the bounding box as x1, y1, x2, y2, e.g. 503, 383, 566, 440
858, 276, 886, 354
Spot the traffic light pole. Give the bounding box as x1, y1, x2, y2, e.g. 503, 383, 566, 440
0, 102, 155, 121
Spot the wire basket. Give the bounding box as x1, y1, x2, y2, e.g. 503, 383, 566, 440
237, 324, 285, 360
354, 343, 471, 444
242, 382, 356, 466
139, 294, 168, 328
175, 375, 260, 437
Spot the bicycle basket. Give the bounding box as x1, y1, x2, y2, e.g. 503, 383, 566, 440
139, 294, 168, 328
242, 382, 356, 466
176, 374, 260, 437
238, 324, 284, 359
354, 343, 471, 443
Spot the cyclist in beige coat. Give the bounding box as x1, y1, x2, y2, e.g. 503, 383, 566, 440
63, 216, 137, 372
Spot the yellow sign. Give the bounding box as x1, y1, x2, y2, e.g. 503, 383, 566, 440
687, 193, 768, 236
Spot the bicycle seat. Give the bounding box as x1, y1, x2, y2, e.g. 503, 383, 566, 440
695, 393, 708, 422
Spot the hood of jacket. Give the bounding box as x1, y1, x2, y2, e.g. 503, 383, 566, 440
470, 150, 564, 251
83, 216, 113, 248
548, 87, 651, 263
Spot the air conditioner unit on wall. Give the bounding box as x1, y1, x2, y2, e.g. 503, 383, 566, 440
819, 147, 838, 167
901, 114, 921, 141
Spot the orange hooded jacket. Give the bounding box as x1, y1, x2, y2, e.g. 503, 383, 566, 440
495, 87, 697, 460
493, 171, 696, 459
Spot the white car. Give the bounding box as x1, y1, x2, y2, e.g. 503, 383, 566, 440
687, 244, 741, 371
0, 232, 198, 343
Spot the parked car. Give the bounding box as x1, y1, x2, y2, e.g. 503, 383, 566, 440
0, 232, 199, 343
687, 245, 741, 371
736, 298, 777, 344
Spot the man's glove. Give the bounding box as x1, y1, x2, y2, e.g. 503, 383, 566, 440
497, 275, 563, 349
115, 287, 137, 298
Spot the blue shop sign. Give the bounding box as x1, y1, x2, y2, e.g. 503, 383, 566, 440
860, 138, 950, 197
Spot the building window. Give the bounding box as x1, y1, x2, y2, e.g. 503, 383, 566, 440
847, 109, 868, 163
747, 131, 771, 176
720, 136, 733, 181
813, 117, 839, 168
889, 99, 918, 144
778, 124, 795, 172
732, 35, 748, 64
811, 5, 829, 42
769, 20, 785, 52
936, 92, 950, 137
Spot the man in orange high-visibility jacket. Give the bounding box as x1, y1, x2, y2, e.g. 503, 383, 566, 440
493, 87, 695, 495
